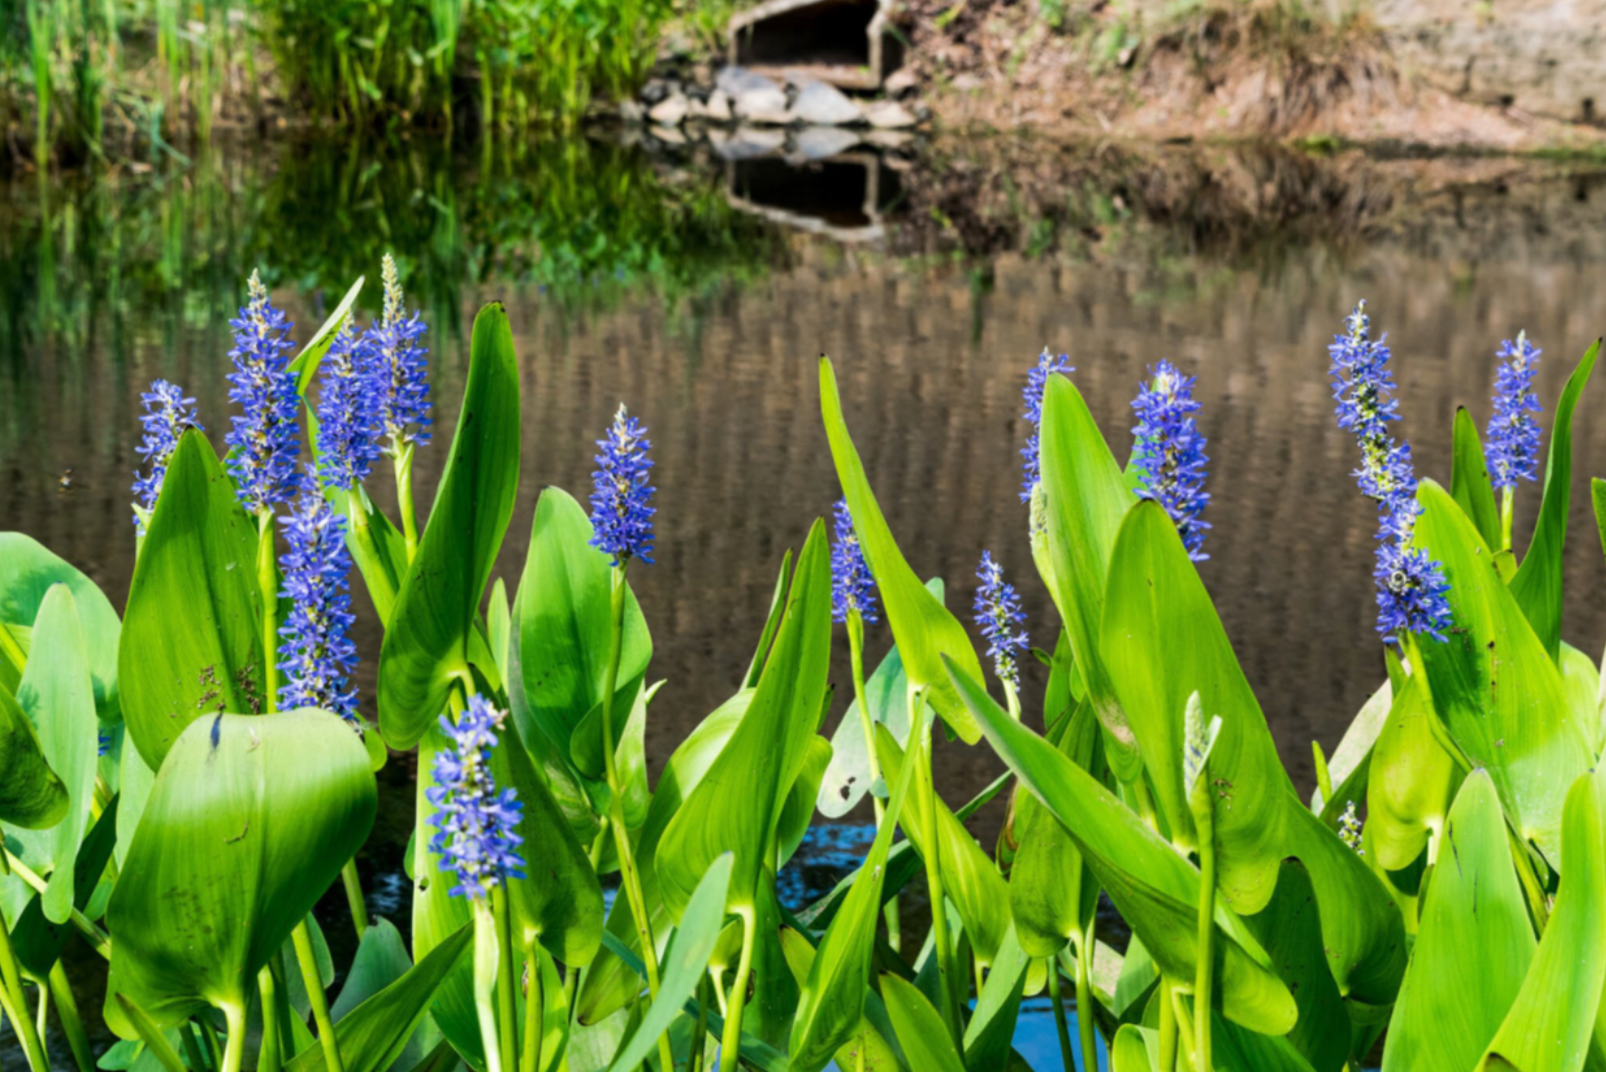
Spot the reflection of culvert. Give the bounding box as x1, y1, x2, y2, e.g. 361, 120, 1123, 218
726, 153, 904, 242
727, 0, 904, 91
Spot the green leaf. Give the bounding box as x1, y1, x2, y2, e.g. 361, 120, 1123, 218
1366, 667, 1458, 872
605, 854, 734, 1072
1382, 772, 1534, 1072
947, 656, 1298, 1036
0, 680, 66, 829
379, 303, 521, 749
7, 585, 98, 923
745, 550, 793, 690
818, 357, 983, 743
1414, 480, 1592, 868
776, 736, 834, 870
118, 430, 266, 770
1310, 679, 1391, 817
1510, 341, 1599, 661
1242, 861, 1351, 1072
1480, 767, 1606, 1071
330, 485, 409, 625
104, 709, 376, 1036
286, 922, 473, 1072
1559, 641, 1602, 760
0, 532, 123, 725
962, 924, 1029, 1072
12, 797, 118, 977
1451, 406, 1502, 551
658, 519, 833, 919
288, 275, 364, 394
113, 994, 189, 1072
1111, 1024, 1156, 1072
880, 972, 967, 1072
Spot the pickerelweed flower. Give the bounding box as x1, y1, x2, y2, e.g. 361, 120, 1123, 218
1487, 331, 1543, 492
589, 403, 656, 567
974, 551, 1028, 689
1329, 302, 1452, 644
427, 696, 526, 900
131, 379, 201, 533
369, 253, 432, 454
277, 483, 358, 723
1131, 361, 1212, 561
1338, 800, 1364, 856
1020, 348, 1075, 502
316, 322, 382, 491
225, 271, 301, 514
830, 499, 879, 624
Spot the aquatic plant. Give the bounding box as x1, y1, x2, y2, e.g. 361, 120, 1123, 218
225, 270, 301, 516
830, 498, 878, 624
589, 403, 656, 566
277, 485, 359, 723
974, 550, 1028, 693
1020, 347, 1074, 501
131, 379, 201, 533
427, 697, 526, 900
315, 323, 382, 491
1131, 359, 1211, 560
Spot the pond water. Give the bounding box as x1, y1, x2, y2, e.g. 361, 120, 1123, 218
5, 133, 1606, 1067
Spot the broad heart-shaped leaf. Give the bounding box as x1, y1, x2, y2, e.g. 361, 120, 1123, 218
7, 586, 98, 923
948, 658, 1298, 1036
789, 729, 917, 1072
104, 709, 375, 1036
875, 727, 1010, 968
1366, 665, 1458, 872
1100, 500, 1407, 1005
516, 487, 651, 775
880, 972, 968, 1072
818, 357, 983, 743
1510, 340, 1599, 662
658, 519, 833, 920
1242, 861, 1349, 1072
1037, 372, 1142, 781
379, 302, 521, 749
1414, 481, 1592, 869
285, 921, 472, 1072
0, 681, 66, 828
1382, 772, 1535, 1072
1451, 406, 1503, 551
1480, 767, 1606, 1072
0, 533, 122, 725
605, 854, 733, 1072
817, 579, 942, 819
118, 430, 266, 770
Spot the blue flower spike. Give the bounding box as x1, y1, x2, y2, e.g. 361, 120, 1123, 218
371, 253, 433, 455
830, 499, 878, 625
427, 696, 526, 901
1488, 330, 1543, 521
974, 551, 1029, 692
131, 379, 202, 533
1131, 360, 1212, 561
1329, 302, 1452, 644
589, 403, 656, 568
317, 321, 382, 491
277, 482, 359, 724
225, 270, 301, 515
1020, 347, 1075, 502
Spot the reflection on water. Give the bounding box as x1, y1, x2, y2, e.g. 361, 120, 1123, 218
6, 133, 1606, 1063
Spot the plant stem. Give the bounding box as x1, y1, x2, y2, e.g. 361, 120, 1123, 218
690, 973, 711, 1072
848, 612, 899, 954
1158, 978, 1178, 1072
1501, 487, 1515, 552
473, 899, 505, 1072
1074, 942, 1098, 1072
257, 964, 282, 1072
1046, 958, 1074, 1072
521, 940, 544, 1072
493, 888, 518, 1072
0, 853, 49, 1072
291, 919, 344, 1072
48, 961, 94, 1072
202, 1019, 223, 1067
396, 443, 420, 562
1191, 775, 1216, 1072
720, 910, 757, 1072
1004, 680, 1021, 722
3, 848, 110, 958
600, 564, 676, 1072
913, 691, 963, 1048
258, 511, 279, 708
182, 1021, 211, 1072
220, 1003, 248, 1072
341, 859, 369, 940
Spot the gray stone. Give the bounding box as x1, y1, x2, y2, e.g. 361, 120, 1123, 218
793, 125, 861, 160
863, 100, 918, 129
713, 125, 786, 160
883, 67, 919, 96
716, 65, 782, 97
649, 93, 690, 125
718, 66, 791, 123
619, 99, 646, 125
650, 124, 689, 146
788, 80, 863, 126
704, 89, 733, 122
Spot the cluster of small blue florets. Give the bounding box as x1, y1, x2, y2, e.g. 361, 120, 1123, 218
830, 499, 879, 624
974, 551, 1028, 689
315, 321, 384, 491
131, 380, 201, 533
1130, 360, 1212, 561
277, 485, 359, 722
225, 272, 303, 514
1487, 331, 1543, 492
1329, 302, 1452, 643
371, 253, 433, 453
589, 404, 656, 567
1020, 348, 1075, 502
427, 696, 526, 900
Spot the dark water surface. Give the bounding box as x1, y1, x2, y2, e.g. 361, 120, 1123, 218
6, 133, 1606, 1065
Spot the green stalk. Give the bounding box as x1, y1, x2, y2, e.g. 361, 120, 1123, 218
600, 563, 676, 1072
847, 612, 899, 953
201, 1019, 223, 1067
1157, 978, 1177, 1072
1004, 680, 1021, 722
257, 964, 283, 1072
473, 899, 505, 1072
395, 444, 420, 562
182, 1021, 212, 1072
0, 853, 49, 1072
258, 512, 279, 708
48, 961, 94, 1072
1190, 772, 1216, 1072
719, 910, 757, 1071
292, 919, 345, 1072
912, 691, 962, 1047
1046, 959, 1074, 1072
4, 848, 110, 958
341, 859, 369, 940
1501, 487, 1515, 553
689, 973, 711, 1072
1073, 942, 1098, 1072
520, 940, 544, 1072
220, 1003, 248, 1072
493, 887, 518, 1072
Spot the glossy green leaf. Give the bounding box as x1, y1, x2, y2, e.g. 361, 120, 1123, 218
1480, 767, 1606, 1071
1560, 641, 1602, 759
745, 550, 793, 690
0, 680, 66, 829
1382, 772, 1534, 1072
1510, 341, 1598, 661
0, 532, 122, 725
288, 274, 364, 393
962, 924, 1029, 1072
777, 736, 834, 870
1414, 480, 1592, 868
105, 709, 375, 1036
605, 853, 733, 1072
818, 357, 983, 743
379, 303, 521, 749
1451, 406, 1502, 551
658, 519, 833, 919
1366, 666, 1457, 872
779, 929, 902, 1072
1100, 499, 1407, 1004
330, 484, 409, 624
118, 430, 266, 769
1111, 1024, 1156, 1072
881, 972, 967, 1072
286, 921, 472, 1072
116, 740, 156, 869
948, 656, 1298, 1036
1242, 861, 1351, 1072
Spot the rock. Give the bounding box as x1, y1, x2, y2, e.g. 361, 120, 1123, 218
713, 125, 786, 160
650, 124, 688, 146
640, 79, 674, 105
883, 67, 919, 97
863, 100, 918, 129
649, 93, 690, 125
793, 125, 861, 160
862, 128, 914, 150
716, 65, 781, 97
789, 80, 863, 126
704, 89, 733, 123
718, 66, 790, 123
619, 99, 646, 125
